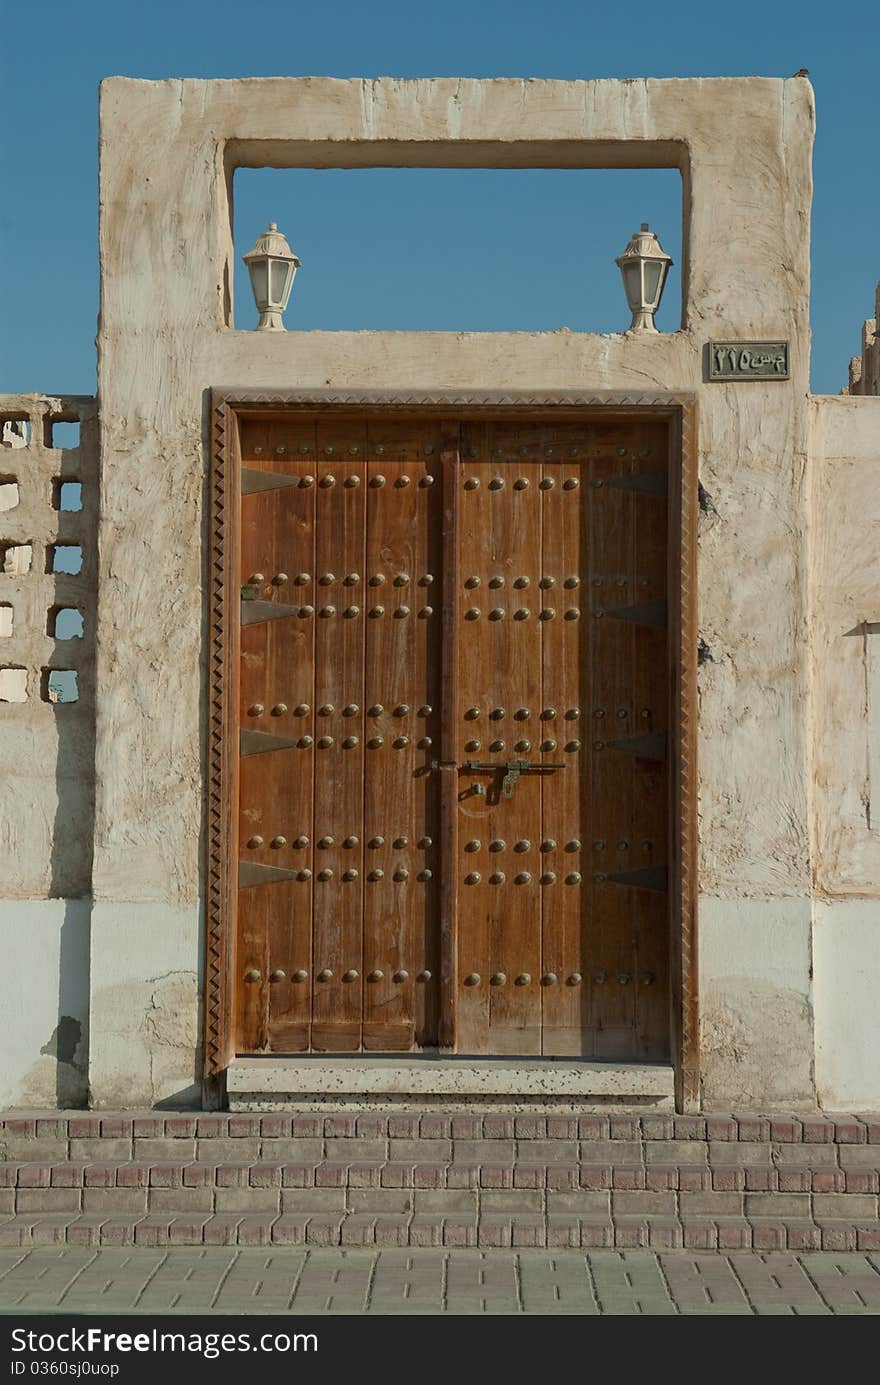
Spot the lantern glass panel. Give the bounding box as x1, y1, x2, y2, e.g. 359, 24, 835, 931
643, 260, 663, 305
270, 259, 291, 305
248, 260, 269, 307
622, 262, 641, 311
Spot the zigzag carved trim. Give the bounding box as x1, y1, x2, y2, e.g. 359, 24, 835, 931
211, 387, 693, 413
205, 396, 234, 1078
675, 398, 700, 1110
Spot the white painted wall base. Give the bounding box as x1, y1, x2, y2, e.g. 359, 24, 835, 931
0, 899, 90, 1108
87, 902, 202, 1109
814, 900, 880, 1109
698, 897, 815, 1110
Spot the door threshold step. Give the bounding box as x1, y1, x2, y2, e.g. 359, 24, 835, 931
227, 1058, 675, 1111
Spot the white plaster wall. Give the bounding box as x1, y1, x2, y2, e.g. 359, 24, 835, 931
809, 394, 880, 1108
0, 900, 90, 1108
93, 75, 816, 1108
88, 903, 202, 1108
810, 396, 880, 892
699, 899, 814, 1109
813, 901, 880, 1109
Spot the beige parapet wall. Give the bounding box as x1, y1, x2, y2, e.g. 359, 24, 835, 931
843, 283, 880, 396
3, 73, 878, 1110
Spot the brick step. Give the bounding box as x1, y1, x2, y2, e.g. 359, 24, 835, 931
2, 1160, 878, 1193
2, 1164, 878, 1224
1, 1210, 879, 1251
3, 1112, 879, 1143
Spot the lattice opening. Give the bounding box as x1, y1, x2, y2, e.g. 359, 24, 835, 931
1, 541, 33, 575
47, 420, 80, 449
42, 668, 78, 704
50, 607, 84, 640
0, 418, 30, 448
0, 666, 27, 702
48, 544, 83, 575
0, 479, 19, 512
53, 480, 82, 513
0, 604, 12, 638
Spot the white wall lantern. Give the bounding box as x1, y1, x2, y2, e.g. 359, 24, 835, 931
615, 224, 673, 334
242, 222, 301, 331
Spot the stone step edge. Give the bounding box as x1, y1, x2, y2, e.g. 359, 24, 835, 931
1, 1212, 879, 1252
2, 1114, 879, 1143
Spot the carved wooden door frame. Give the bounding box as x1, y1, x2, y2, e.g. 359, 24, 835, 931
206, 388, 698, 1109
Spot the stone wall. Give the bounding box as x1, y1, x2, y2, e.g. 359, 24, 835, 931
0, 393, 97, 1106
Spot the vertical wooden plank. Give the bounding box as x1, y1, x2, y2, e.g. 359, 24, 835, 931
437, 425, 460, 1050
631, 419, 671, 1060
362, 420, 442, 1050
416, 441, 444, 1051
539, 425, 591, 1055
310, 418, 366, 1051
455, 423, 492, 1054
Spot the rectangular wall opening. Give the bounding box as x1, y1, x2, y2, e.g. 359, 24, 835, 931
0, 667, 27, 702
53, 480, 82, 512
0, 418, 30, 447
1, 542, 32, 575
0, 480, 19, 512
47, 420, 81, 450
43, 668, 79, 704
50, 606, 84, 640
48, 544, 83, 575
232, 167, 683, 335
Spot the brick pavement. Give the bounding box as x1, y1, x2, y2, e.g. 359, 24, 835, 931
1, 1247, 880, 1314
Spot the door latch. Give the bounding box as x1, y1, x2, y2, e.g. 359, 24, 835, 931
460, 759, 566, 799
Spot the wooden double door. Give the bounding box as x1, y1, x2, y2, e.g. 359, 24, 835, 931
234, 411, 671, 1059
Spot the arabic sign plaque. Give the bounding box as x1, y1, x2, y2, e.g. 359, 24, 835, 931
707, 340, 789, 381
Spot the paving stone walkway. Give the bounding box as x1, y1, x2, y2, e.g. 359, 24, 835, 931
1, 1246, 880, 1314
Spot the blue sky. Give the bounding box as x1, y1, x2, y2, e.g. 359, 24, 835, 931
1, 0, 877, 395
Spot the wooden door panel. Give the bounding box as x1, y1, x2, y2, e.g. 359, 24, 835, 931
233, 410, 671, 1061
